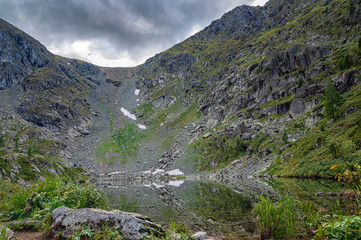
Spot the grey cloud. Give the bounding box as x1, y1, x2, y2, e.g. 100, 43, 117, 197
0, 0, 258, 66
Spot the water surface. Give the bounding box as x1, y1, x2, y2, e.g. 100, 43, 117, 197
93, 177, 347, 238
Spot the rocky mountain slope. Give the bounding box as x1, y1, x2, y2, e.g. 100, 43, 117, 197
0, 0, 361, 182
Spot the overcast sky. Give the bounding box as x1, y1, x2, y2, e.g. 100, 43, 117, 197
0, 0, 268, 67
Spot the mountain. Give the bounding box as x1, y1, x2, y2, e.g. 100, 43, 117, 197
0, 0, 360, 182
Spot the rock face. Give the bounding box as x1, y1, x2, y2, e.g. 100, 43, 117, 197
51, 207, 163, 239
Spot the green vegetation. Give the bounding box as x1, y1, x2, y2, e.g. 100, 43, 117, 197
0, 179, 106, 221
256, 196, 316, 239
96, 124, 146, 164
194, 134, 247, 170
266, 83, 361, 178
70, 225, 124, 240
323, 81, 343, 119
337, 53, 354, 70
317, 215, 361, 240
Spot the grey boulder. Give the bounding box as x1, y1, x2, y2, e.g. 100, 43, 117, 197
51, 207, 163, 239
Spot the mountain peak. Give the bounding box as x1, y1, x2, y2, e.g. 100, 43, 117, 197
189, 5, 267, 41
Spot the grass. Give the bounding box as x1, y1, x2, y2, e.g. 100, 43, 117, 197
96, 124, 146, 164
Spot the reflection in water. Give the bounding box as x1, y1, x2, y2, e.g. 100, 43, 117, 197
94, 178, 347, 238
95, 180, 257, 238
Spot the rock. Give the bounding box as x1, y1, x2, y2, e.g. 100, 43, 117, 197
203, 132, 212, 139
327, 192, 339, 197
50, 207, 163, 240
315, 192, 324, 197
0, 226, 13, 240
191, 231, 208, 240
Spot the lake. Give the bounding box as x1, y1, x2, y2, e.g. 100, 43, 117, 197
93, 176, 347, 239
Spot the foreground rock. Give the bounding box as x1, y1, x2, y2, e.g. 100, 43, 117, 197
50, 207, 164, 239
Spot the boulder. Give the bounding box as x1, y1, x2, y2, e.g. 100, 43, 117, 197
50, 207, 163, 239
191, 231, 208, 240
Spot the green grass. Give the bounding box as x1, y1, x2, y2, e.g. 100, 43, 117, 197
96, 124, 146, 164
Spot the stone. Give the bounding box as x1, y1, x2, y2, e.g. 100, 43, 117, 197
50, 207, 163, 240
191, 231, 208, 240
203, 132, 212, 139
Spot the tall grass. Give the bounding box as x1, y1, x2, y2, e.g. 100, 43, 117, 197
256, 196, 297, 239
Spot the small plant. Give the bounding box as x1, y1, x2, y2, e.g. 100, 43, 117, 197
0, 226, 10, 240
297, 76, 304, 87
316, 215, 361, 240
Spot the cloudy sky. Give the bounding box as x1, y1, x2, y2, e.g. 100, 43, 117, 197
0, 0, 268, 67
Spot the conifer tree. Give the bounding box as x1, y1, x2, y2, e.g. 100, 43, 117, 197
323, 81, 343, 119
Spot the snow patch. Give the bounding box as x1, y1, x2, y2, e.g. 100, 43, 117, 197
135, 89, 140, 96
120, 107, 137, 120
143, 169, 165, 175
137, 124, 147, 129
167, 169, 184, 176
144, 183, 165, 188
167, 180, 184, 187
